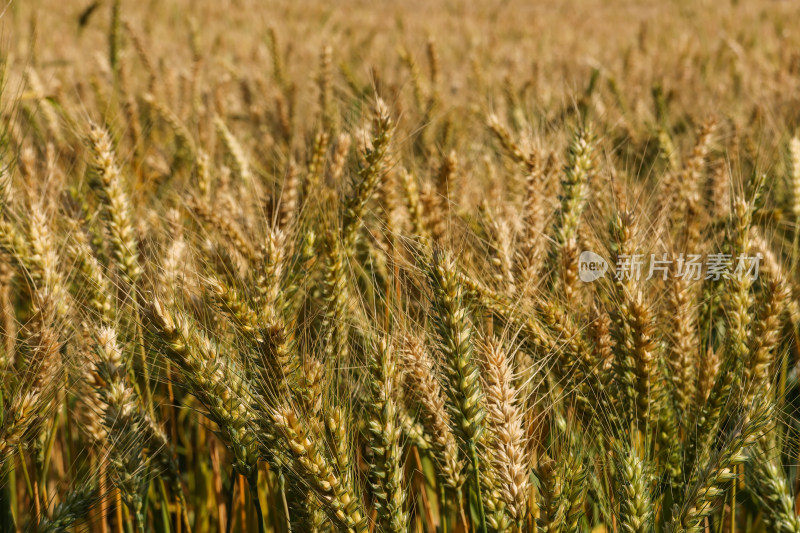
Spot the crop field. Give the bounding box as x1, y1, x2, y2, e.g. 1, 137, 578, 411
1, 0, 800, 532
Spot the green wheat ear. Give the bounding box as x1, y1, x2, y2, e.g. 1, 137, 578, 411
365, 337, 408, 533
38, 483, 99, 533
425, 248, 490, 531
614, 444, 655, 533
426, 248, 486, 446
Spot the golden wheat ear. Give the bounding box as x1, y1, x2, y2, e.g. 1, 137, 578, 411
271, 404, 369, 532
400, 335, 465, 493
87, 123, 142, 287
480, 336, 530, 529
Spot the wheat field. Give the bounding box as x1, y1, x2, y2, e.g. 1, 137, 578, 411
1, 0, 800, 532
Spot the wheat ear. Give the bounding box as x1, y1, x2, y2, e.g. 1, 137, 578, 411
481, 337, 530, 527
365, 337, 408, 533
401, 336, 465, 492
87, 123, 142, 286
271, 404, 368, 533
426, 249, 488, 531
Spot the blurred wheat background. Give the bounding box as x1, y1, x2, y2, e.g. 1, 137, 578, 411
1, 0, 800, 532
